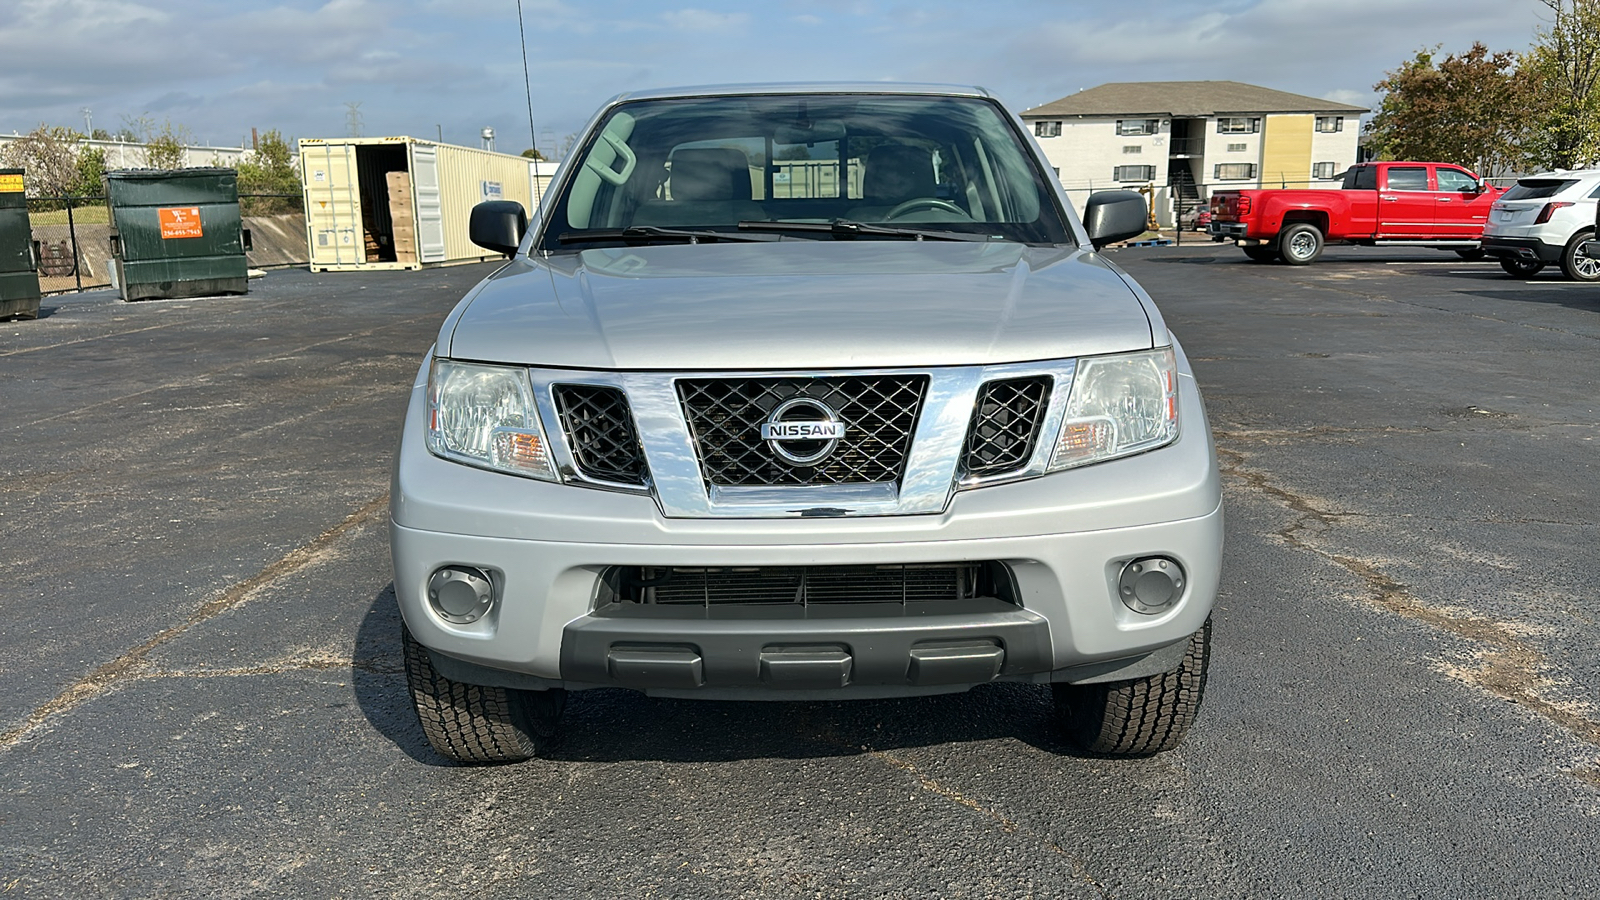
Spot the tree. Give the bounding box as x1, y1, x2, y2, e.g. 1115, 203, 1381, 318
0, 125, 86, 197
520, 147, 547, 160
1364, 43, 1530, 177
73, 146, 106, 196
237, 130, 302, 214
1521, 0, 1600, 169
143, 120, 191, 169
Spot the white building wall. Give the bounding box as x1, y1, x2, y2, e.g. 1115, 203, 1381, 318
1031, 116, 1172, 227
1198, 116, 1263, 193
0, 135, 254, 172
1028, 107, 1364, 227
1309, 116, 1361, 186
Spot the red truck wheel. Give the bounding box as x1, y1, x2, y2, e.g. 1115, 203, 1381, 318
1279, 224, 1324, 265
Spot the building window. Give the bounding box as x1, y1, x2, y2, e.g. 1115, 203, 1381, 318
1313, 162, 1340, 179
1117, 119, 1159, 136
1034, 120, 1061, 138
1122, 145, 1142, 154
1315, 116, 1344, 133
1214, 163, 1257, 180
1114, 165, 1156, 182
1226, 142, 1247, 153
1216, 117, 1260, 134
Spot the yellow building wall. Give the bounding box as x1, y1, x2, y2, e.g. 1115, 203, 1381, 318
1261, 114, 1314, 188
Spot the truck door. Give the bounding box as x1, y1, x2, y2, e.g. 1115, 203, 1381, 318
1377, 165, 1433, 237
1434, 166, 1493, 239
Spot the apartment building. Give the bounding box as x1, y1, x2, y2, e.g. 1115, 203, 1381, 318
1022, 81, 1366, 227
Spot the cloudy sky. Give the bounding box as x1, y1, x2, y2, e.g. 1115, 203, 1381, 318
0, 0, 1553, 155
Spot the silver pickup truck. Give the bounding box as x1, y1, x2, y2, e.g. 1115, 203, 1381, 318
391, 83, 1222, 763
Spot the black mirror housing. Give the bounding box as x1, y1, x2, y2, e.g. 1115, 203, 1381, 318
1083, 190, 1149, 250
470, 200, 528, 257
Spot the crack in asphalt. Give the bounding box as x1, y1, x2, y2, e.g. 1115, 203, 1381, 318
143, 657, 403, 678
9, 314, 434, 431
867, 747, 1114, 899
0, 321, 183, 358
0, 493, 389, 753
808, 712, 1114, 899
1218, 448, 1600, 771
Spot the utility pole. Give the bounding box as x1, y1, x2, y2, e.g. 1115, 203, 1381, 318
345, 101, 363, 138
81, 107, 92, 136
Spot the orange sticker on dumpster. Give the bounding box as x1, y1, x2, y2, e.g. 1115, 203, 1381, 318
159, 207, 204, 239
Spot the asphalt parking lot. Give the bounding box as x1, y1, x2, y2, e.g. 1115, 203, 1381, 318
2, 243, 1597, 898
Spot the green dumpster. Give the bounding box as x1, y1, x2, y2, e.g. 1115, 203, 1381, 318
0, 169, 42, 320
105, 168, 249, 301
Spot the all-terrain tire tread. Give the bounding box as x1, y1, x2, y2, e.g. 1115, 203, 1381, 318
403, 626, 541, 764
1056, 619, 1210, 756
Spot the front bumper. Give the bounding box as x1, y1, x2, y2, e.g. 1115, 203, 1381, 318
391, 362, 1224, 698
1480, 235, 1562, 263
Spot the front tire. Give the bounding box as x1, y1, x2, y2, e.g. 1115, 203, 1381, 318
1054, 619, 1210, 756
1499, 257, 1545, 277
1278, 223, 1324, 265
403, 624, 564, 764
1559, 232, 1600, 281
1242, 246, 1279, 263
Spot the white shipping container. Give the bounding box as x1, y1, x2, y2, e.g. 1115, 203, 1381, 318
300, 136, 544, 272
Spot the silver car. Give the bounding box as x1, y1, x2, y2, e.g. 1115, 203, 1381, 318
1481, 168, 1600, 280
391, 84, 1222, 763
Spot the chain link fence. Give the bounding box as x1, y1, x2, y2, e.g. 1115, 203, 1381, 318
26, 193, 305, 295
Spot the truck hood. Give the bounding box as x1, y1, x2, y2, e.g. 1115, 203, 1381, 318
444, 241, 1158, 370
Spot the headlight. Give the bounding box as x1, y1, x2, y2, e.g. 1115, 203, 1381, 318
426, 359, 557, 481
1049, 346, 1179, 470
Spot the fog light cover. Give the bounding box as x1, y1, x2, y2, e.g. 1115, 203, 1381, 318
428, 566, 496, 624
1118, 556, 1185, 614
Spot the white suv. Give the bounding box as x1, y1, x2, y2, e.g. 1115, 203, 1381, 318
1481, 169, 1600, 280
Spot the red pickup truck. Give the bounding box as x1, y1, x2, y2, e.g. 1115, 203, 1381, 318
1207, 161, 1504, 265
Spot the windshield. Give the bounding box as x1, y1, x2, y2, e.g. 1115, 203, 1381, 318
538, 93, 1072, 250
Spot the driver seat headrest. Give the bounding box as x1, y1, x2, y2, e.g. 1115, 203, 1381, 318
864, 144, 936, 202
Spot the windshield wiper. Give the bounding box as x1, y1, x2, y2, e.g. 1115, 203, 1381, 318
737, 219, 996, 242
557, 225, 778, 244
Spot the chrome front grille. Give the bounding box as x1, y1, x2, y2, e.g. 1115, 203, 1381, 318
552, 384, 648, 485
960, 376, 1053, 478
625, 563, 987, 606
676, 376, 928, 487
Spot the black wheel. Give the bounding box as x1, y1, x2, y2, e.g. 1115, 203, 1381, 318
1499, 257, 1545, 277
1054, 618, 1210, 756
1242, 246, 1278, 263
403, 624, 564, 764
1559, 231, 1600, 281
1278, 223, 1324, 265
1454, 248, 1487, 261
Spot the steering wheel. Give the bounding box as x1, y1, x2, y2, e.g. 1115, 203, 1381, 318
883, 197, 968, 220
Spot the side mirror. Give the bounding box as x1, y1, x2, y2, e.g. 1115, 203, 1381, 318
469, 200, 528, 256
1083, 190, 1148, 250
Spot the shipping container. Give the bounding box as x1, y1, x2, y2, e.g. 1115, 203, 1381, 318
299, 137, 545, 272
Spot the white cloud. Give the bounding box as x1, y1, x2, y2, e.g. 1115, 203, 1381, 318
659, 9, 749, 32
